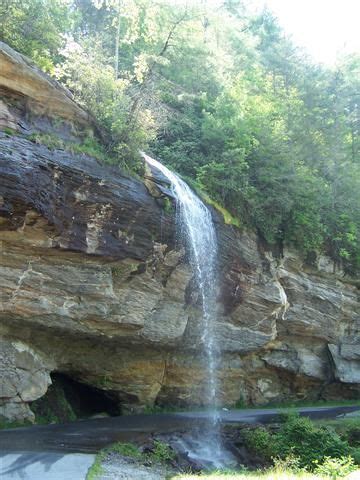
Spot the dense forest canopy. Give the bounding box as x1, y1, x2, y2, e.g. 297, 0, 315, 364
1, 0, 359, 273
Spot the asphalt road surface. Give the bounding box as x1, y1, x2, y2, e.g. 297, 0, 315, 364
0, 405, 358, 480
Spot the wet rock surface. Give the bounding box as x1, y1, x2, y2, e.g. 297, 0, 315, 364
0, 42, 359, 421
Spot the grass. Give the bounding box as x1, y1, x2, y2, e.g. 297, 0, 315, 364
179, 173, 241, 227
3, 126, 17, 135
108, 442, 142, 458
234, 398, 360, 410
163, 196, 174, 213
170, 471, 359, 479
28, 132, 111, 163
86, 443, 141, 480
86, 440, 175, 479
105, 440, 175, 463
200, 192, 241, 227
0, 419, 32, 430
86, 450, 106, 480
143, 398, 360, 415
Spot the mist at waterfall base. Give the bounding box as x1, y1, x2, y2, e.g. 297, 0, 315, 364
142, 153, 236, 469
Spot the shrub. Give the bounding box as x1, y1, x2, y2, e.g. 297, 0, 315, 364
313, 456, 357, 479
272, 454, 301, 473
151, 440, 176, 462
244, 427, 275, 459
350, 447, 360, 465
273, 415, 350, 468
56, 41, 156, 169
245, 414, 351, 471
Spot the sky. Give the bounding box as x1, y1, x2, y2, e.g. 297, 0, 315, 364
249, 0, 360, 65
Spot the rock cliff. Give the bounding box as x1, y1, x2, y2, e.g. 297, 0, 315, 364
0, 42, 359, 422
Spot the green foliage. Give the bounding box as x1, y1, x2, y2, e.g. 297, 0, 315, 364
87, 439, 175, 479
274, 415, 350, 469
30, 379, 77, 424
108, 442, 142, 458
55, 41, 156, 168
200, 193, 241, 227
86, 450, 106, 480
28, 132, 110, 163
163, 197, 174, 214
245, 414, 353, 471
272, 454, 302, 473
2, 0, 359, 272
151, 440, 176, 463
317, 417, 360, 447
3, 127, 17, 136
313, 456, 357, 479
171, 469, 337, 479
0, 0, 71, 72
0, 418, 32, 429
351, 448, 360, 465
245, 427, 274, 460
28, 133, 66, 150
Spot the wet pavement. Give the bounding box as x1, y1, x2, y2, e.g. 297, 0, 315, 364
0, 406, 359, 480
0, 405, 359, 454
0, 452, 95, 480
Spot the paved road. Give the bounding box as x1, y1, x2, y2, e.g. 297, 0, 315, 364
0, 452, 95, 480
0, 405, 358, 454
0, 405, 358, 480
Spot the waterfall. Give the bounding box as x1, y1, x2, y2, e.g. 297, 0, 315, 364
142, 153, 226, 464
142, 152, 219, 409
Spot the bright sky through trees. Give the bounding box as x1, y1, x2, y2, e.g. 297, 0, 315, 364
251, 0, 360, 64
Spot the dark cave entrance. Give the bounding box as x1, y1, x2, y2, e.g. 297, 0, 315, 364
30, 372, 122, 423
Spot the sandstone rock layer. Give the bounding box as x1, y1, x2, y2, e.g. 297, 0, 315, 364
0, 42, 359, 421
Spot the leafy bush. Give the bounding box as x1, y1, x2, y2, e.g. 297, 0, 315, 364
55, 41, 156, 169
272, 454, 301, 473
313, 456, 357, 479
151, 440, 176, 462
245, 414, 351, 471
274, 415, 350, 468
245, 427, 274, 460
350, 447, 360, 466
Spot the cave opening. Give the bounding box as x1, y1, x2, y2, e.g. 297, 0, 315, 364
30, 372, 122, 423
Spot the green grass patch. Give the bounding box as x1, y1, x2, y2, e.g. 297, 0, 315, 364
86, 450, 106, 480
200, 192, 241, 227
105, 440, 175, 463
0, 419, 32, 430
163, 196, 174, 213
170, 471, 358, 479
178, 174, 240, 227
86, 440, 175, 479
234, 398, 360, 410
2, 126, 17, 136
27, 132, 112, 163
28, 132, 66, 150
107, 442, 142, 458
71, 136, 109, 163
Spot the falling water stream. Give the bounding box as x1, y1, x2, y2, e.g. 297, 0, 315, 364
142, 153, 233, 468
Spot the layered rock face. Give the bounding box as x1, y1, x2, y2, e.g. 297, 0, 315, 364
0, 43, 359, 421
